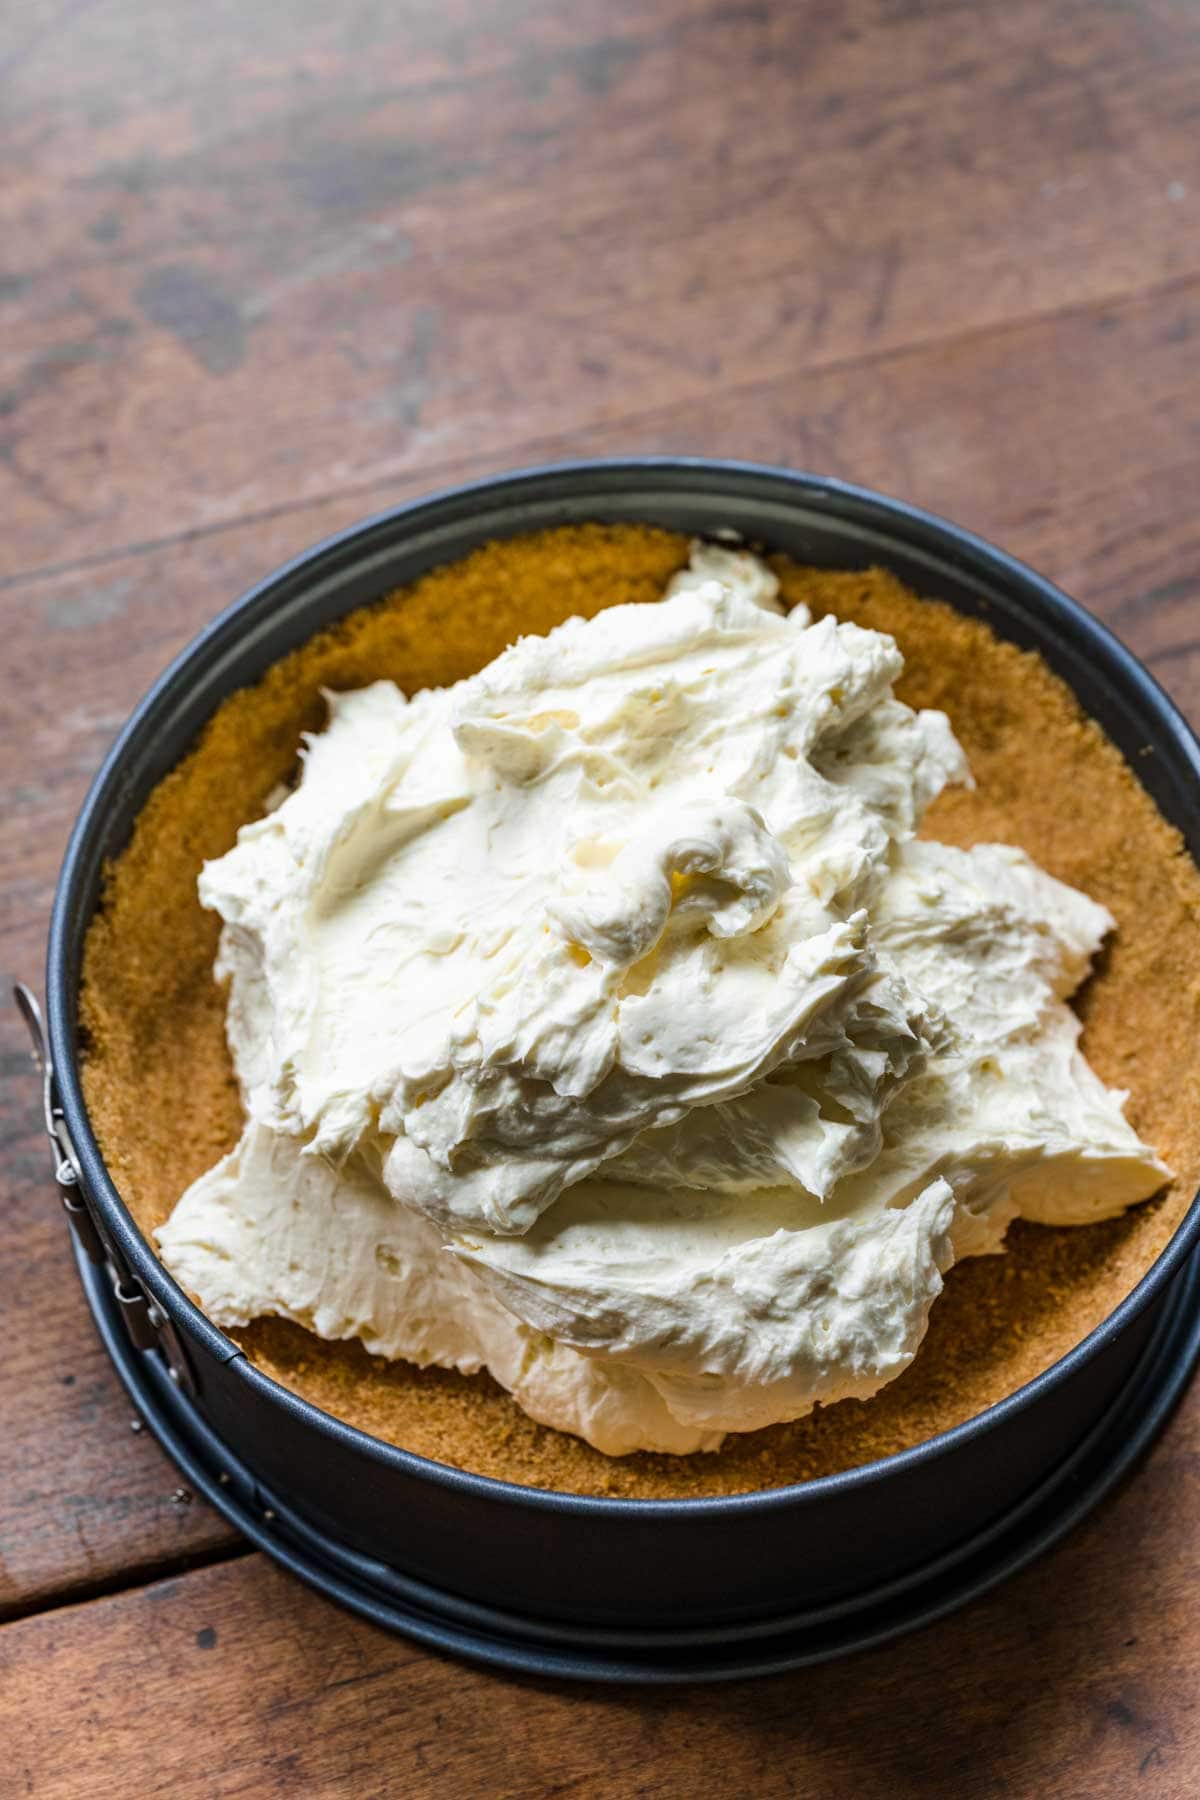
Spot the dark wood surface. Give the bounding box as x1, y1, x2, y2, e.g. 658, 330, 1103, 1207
2, 0, 1199, 1792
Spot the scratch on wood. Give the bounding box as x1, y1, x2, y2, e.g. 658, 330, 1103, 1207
867, 237, 903, 337
280, 138, 480, 212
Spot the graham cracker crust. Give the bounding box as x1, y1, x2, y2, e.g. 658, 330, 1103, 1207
79, 524, 1200, 1498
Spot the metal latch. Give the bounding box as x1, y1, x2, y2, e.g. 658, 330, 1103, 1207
115, 1280, 198, 1395
14, 982, 197, 1396
14, 983, 104, 1265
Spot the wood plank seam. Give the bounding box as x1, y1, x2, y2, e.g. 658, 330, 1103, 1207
3, 264, 1198, 598
0, 1537, 254, 1630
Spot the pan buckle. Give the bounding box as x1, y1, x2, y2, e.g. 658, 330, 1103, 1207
13, 983, 197, 1396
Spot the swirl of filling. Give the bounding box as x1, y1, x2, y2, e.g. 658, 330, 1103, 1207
158, 543, 1168, 1454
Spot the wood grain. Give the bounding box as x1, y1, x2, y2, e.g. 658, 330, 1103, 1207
2, 1394, 1199, 1799
3, 0, 1200, 1789
4, 0, 1200, 578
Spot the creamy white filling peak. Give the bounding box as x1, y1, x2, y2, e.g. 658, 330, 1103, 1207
158, 543, 1169, 1455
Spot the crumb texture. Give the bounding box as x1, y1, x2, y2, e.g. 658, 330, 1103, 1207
80, 524, 1200, 1498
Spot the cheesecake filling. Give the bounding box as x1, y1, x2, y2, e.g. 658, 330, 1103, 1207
157, 543, 1168, 1455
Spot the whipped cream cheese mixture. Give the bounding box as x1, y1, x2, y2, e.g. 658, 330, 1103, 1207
158, 543, 1169, 1455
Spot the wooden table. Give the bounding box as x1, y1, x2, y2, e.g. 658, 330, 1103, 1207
3, 1, 1199, 1792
